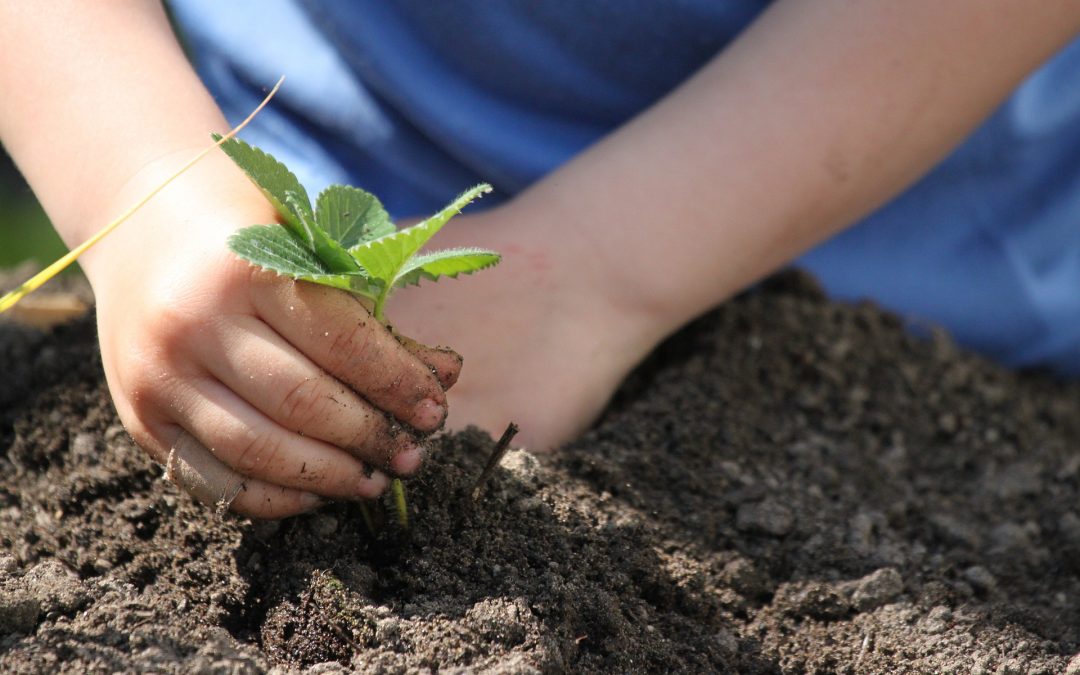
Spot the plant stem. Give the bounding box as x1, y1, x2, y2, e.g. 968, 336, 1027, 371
373, 294, 408, 529
391, 478, 409, 529
373, 287, 390, 323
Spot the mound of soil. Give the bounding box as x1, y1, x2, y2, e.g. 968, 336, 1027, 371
3, 272, 1080, 673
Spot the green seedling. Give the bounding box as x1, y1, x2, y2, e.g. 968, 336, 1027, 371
0, 78, 492, 529
216, 136, 500, 529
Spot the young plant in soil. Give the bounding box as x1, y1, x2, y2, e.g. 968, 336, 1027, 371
215, 135, 500, 529
0, 80, 499, 528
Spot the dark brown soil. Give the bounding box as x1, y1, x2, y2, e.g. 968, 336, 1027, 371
3, 271, 1080, 674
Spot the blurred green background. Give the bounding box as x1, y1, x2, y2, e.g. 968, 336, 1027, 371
1, 148, 68, 269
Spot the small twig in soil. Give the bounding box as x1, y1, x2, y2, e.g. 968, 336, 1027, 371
471, 422, 519, 502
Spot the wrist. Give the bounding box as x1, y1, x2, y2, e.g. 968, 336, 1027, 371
491, 192, 679, 366
502, 184, 684, 340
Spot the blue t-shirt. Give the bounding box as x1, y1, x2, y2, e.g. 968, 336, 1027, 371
170, 0, 1080, 375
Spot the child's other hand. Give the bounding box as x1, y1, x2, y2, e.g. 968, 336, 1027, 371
385, 201, 669, 452
84, 158, 460, 519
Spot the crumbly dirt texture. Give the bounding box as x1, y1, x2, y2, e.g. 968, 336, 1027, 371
2, 271, 1080, 674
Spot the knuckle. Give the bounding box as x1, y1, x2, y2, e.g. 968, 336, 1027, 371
370, 357, 443, 406
275, 377, 325, 430
145, 299, 205, 358
326, 319, 375, 375
116, 358, 179, 424
344, 408, 387, 454
232, 429, 283, 475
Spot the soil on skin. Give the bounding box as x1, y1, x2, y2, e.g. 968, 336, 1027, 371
2, 271, 1080, 674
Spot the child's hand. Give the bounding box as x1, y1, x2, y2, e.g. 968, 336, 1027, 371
84, 161, 460, 519
384, 203, 670, 452
3, 0, 464, 519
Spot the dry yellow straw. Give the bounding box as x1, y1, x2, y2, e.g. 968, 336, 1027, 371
0, 76, 285, 313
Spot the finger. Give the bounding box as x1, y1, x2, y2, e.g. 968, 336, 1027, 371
393, 332, 463, 389
251, 278, 448, 432
164, 428, 324, 519
169, 376, 392, 499
198, 314, 424, 474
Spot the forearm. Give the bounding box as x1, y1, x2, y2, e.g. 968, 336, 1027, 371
0, 1, 255, 261
511, 0, 1080, 329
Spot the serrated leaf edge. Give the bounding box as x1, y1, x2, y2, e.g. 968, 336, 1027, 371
228, 225, 373, 295
394, 247, 502, 288
212, 133, 313, 240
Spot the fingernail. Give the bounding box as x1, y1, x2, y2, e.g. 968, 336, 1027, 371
413, 398, 446, 429
298, 492, 324, 512
358, 469, 390, 498
391, 442, 424, 476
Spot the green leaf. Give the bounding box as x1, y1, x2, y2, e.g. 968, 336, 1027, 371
394, 248, 501, 288
213, 134, 313, 242
350, 183, 492, 287
284, 191, 361, 274
315, 184, 395, 250
228, 225, 374, 296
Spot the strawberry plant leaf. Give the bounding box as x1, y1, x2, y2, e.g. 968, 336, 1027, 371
315, 185, 395, 250
404, 183, 493, 258
350, 184, 492, 286
348, 183, 493, 320
212, 134, 313, 242
284, 191, 361, 274
228, 225, 374, 296
394, 248, 501, 288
